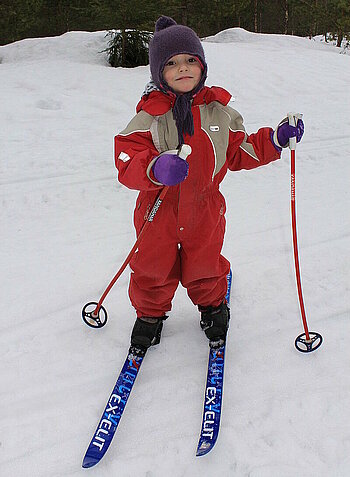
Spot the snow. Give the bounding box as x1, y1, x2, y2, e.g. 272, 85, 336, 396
1, 28, 349, 476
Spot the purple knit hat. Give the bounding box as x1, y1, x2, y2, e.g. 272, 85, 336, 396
149, 16, 207, 91
149, 16, 208, 145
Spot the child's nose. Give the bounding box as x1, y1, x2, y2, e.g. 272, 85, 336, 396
179, 61, 188, 71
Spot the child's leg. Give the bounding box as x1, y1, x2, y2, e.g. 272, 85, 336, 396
180, 226, 230, 345
129, 238, 180, 317
180, 240, 230, 307
179, 193, 230, 307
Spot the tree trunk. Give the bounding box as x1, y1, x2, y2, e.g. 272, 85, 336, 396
121, 29, 126, 66
337, 31, 343, 47
254, 0, 258, 33
284, 0, 289, 34
312, 0, 318, 37
259, 12, 262, 33
180, 1, 188, 26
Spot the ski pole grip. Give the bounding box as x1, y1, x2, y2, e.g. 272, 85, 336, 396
287, 112, 303, 151
177, 144, 192, 160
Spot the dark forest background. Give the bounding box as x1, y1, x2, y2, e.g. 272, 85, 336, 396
1, 0, 349, 47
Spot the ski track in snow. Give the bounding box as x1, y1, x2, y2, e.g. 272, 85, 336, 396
0, 29, 349, 477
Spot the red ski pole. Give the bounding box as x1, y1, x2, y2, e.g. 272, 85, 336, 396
82, 144, 192, 328
288, 113, 322, 353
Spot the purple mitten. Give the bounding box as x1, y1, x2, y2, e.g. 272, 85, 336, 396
272, 118, 304, 151
152, 153, 189, 186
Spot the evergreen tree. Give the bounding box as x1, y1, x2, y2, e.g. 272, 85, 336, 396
104, 29, 152, 67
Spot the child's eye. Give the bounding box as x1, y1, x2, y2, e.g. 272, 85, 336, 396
188, 57, 197, 63
166, 60, 175, 66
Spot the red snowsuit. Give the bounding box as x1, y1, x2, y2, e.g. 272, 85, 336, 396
115, 86, 280, 317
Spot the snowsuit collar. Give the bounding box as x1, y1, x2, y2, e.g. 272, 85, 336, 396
136, 86, 232, 116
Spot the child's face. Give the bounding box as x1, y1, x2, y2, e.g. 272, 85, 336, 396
162, 54, 202, 94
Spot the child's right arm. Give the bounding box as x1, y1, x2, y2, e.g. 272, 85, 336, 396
114, 112, 162, 191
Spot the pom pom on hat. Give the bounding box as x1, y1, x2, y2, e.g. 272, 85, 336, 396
155, 16, 177, 31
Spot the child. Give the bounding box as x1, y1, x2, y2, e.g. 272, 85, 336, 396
114, 16, 304, 351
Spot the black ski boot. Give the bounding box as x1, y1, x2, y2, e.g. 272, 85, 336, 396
199, 301, 230, 347
131, 316, 167, 352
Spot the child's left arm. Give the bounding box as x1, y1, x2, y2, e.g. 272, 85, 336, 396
226, 110, 279, 171
226, 111, 304, 171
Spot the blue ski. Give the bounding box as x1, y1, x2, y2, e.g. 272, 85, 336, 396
83, 271, 232, 466
82, 346, 145, 468
196, 269, 232, 456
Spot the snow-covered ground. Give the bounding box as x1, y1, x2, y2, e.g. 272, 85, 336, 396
0, 28, 349, 477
